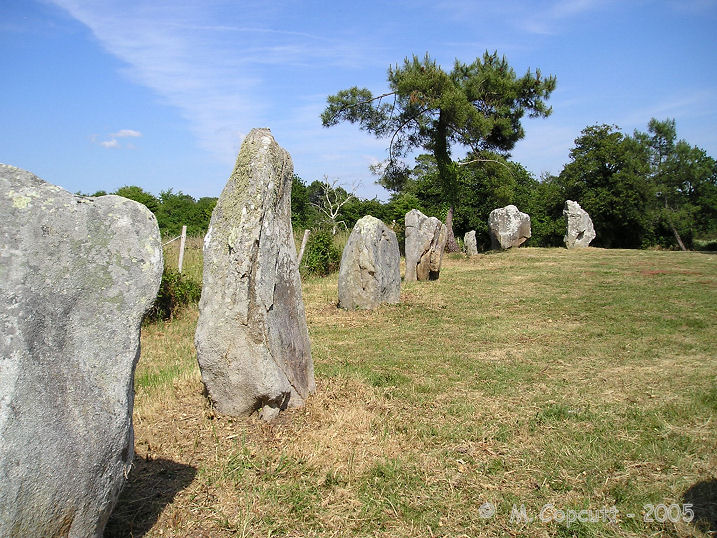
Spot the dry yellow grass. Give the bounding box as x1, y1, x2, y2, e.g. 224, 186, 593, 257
106, 247, 717, 537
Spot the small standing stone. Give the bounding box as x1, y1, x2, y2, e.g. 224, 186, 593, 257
464, 230, 478, 256
563, 200, 596, 248
488, 205, 531, 250
0, 164, 163, 537
195, 128, 315, 419
338, 215, 401, 310
404, 209, 447, 281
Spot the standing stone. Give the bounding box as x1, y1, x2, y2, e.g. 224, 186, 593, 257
404, 209, 448, 281
0, 164, 163, 537
563, 200, 596, 248
338, 215, 400, 310
195, 128, 314, 418
488, 205, 531, 249
464, 230, 478, 256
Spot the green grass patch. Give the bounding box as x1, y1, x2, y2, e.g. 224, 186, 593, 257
123, 247, 717, 537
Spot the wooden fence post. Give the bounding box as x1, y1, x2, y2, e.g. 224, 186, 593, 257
178, 225, 187, 273
298, 229, 310, 265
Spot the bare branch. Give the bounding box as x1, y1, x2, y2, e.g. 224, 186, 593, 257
387, 107, 431, 166
456, 158, 512, 168
310, 176, 359, 235
342, 91, 398, 110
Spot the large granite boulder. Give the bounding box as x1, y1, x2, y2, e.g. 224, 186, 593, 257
0, 164, 163, 537
488, 205, 531, 249
464, 230, 478, 256
195, 128, 314, 419
563, 200, 596, 248
338, 215, 400, 310
404, 209, 447, 281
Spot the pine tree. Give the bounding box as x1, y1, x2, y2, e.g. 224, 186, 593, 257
321, 52, 556, 251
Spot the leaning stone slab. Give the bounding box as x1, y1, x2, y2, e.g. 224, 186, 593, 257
488, 205, 531, 250
563, 200, 596, 248
404, 209, 447, 281
338, 215, 400, 310
195, 128, 315, 418
464, 230, 478, 256
0, 164, 163, 537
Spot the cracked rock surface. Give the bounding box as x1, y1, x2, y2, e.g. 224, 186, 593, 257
404, 209, 447, 281
195, 129, 314, 417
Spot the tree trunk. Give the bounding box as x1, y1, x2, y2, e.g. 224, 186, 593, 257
671, 223, 687, 251
665, 199, 687, 251
434, 110, 460, 253
444, 205, 460, 252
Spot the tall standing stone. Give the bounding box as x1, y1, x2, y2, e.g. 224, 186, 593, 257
0, 164, 163, 537
488, 205, 531, 249
464, 230, 478, 256
404, 209, 447, 281
563, 200, 596, 248
195, 128, 314, 419
338, 215, 400, 310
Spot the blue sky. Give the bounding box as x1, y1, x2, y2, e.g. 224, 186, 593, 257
2, 0, 716, 201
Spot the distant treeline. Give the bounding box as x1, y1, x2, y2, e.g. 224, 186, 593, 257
80, 187, 217, 238
376, 120, 717, 251
87, 118, 717, 250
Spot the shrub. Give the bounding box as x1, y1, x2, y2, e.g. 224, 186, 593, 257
694, 238, 717, 251
301, 228, 341, 276
146, 269, 202, 322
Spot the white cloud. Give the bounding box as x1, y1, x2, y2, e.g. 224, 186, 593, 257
93, 128, 142, 149
99, 138, 119, 148
111, 129, 142, 138
49, 0, 386, 167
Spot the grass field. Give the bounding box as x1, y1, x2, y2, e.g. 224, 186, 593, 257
106, 245, 716, 537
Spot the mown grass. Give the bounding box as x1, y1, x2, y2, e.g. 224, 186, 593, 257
107, 246, 717, 537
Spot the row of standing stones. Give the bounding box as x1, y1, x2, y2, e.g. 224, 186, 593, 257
337, 201, 596, 311
0, 128, 596, 535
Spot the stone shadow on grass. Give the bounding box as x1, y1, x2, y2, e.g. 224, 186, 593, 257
104, 456, 196, 537
682, 478, 717, 534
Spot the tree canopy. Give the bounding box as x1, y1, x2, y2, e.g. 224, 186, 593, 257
114, 185, 161, 214
553, 124, 653, 248
634, 118, 717, 249
321, 51, 556, 250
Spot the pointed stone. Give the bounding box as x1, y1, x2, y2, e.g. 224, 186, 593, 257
195, 128, 315, 418
563, 200, 596, 248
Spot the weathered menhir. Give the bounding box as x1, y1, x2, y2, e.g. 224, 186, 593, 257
0, 164, 163, 537
195, 128, 315, 420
